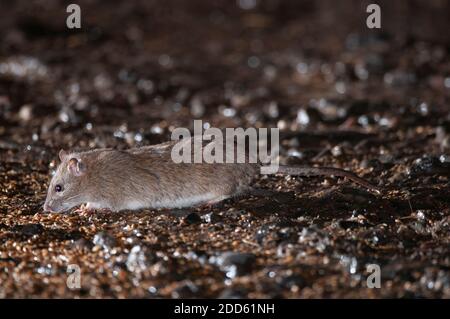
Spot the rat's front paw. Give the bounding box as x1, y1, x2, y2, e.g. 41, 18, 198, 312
74, 203, 96, 215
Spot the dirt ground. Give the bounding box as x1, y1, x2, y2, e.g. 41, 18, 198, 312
0, 1, 449, 298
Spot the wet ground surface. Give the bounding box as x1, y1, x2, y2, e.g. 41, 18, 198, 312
0, 1, 449, 298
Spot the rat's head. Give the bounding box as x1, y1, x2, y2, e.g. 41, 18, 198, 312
44, 150, 89, 213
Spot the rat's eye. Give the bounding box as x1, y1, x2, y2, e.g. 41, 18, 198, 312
55, 184, 63, 192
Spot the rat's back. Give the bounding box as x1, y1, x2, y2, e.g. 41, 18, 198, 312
85, 139, 258, 211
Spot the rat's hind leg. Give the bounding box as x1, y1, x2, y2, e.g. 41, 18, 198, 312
202, 186, 237, 208
203, 185, 251, 208
201, 195, 231, 209
246, 188, 280, 197
200, 176, 253, 208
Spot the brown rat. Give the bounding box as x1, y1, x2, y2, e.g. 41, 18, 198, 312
43, 139, 380, 213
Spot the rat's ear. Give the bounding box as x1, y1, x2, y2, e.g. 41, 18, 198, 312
59, 149, 68, 162
68, 158, 86, 176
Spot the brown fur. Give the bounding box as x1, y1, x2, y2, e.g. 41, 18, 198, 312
44, 140, 258, 212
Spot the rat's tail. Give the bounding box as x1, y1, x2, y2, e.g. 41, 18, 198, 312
277, 166, 381, 194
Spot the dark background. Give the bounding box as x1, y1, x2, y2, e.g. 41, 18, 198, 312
0, 0, 449, 298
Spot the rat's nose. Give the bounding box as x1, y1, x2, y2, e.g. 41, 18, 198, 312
43, 202, 53, 212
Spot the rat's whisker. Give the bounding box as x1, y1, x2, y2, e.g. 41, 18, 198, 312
64, 194, 83, 202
